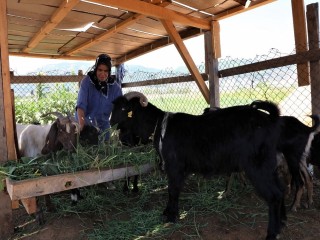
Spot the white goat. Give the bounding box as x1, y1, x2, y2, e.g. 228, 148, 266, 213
16, 124, 51, 158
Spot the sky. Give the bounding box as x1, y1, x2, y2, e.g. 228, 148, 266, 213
9, 0, 319, 74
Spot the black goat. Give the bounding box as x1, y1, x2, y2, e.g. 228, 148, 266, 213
204, 108, 320, 211
111, 92, 151, 193
118, 127, 140, 193
111, 92, 286, 240
278, 116, 320, 211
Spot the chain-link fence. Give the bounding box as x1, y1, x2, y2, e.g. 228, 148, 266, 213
11, 47, 319, 126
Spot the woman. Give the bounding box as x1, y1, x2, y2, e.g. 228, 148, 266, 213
76, 54, 122, 141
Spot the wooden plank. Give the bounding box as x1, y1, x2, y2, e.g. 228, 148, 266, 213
21, 197, 37, 214
92, 0, 211, 30
64, 14, 145, 56
212, 0, 276, 20
161, 19, 209, 103
11, 200, 19, 209
9, 52, 95, 61
218, 48, 320, 78
0, 191, 14, 239
115, 27, 202, 64
205, 21, 220, 108
10, 74, 83, 84
307, 3, 320, 117
0, 0, 16, 161
23, 0, 80, 53
122, 73, 209, 88
0, 0, 13, 218
6, 163, 155, 201
0, 46, 7, 161
75, 0, 127, 17
291, 0, 309, 86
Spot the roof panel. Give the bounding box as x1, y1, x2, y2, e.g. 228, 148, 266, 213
6, 0, 275, 63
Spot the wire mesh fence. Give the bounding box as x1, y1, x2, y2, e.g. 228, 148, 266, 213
11, 47, 319, 126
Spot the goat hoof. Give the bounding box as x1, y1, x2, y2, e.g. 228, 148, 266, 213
290, 206, 298, 212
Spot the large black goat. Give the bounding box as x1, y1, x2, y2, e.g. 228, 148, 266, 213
111, 92, 286, 240
278, 115, 320, 211
204, 107, 320, 211
111, 92, 150, 192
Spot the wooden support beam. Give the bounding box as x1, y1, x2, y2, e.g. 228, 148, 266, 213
213, 0, 276, 20
307, 3, 320, 114
64, 14, 145, 56
9, 52, 95, 61
65, 1, 171, 56
92, 0, 210, 30
218, 48, 320, 78
10, 74, 83, 84
161, 19, 209, 103
291, 0, 310, 86
22, 0, 80, 53
115, 27, 202, 65
21, 197, 37, 214
11, 200, 19, 209
122, 73, 208, 88
308, 3, 320, 179
205, 21, 220, 108
0, 0, 15, 161
0, 54, 7, 161
0, 1, 14, 236
0, 191, 13, 238
6, 163, 154, 201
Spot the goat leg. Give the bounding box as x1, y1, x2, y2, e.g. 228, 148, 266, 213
132, 175, 139, 193
222, 173, 234, 197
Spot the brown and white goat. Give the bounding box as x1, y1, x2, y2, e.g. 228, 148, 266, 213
41, 112, 80, 154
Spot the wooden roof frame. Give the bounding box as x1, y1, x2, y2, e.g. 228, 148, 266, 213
1, 0, 310, 160
0, 1, 316, 237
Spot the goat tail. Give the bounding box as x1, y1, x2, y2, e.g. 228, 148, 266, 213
309, 114, 320, 133
250, 100, 280, 121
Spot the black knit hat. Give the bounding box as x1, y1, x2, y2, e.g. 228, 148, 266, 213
94, 54, 112, 74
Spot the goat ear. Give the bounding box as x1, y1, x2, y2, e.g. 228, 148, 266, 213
41, 121, 59, 154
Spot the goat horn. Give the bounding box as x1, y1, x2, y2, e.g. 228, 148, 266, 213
124, 91, 148, 107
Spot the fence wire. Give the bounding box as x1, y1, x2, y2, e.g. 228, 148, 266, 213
11, 47, 318, 126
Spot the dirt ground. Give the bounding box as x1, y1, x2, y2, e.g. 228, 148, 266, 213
7, 175, 320, 240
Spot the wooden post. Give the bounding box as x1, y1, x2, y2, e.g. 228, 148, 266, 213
0, 191, 13, 238
0, 0, 14, 237
205, 20, 221, 108
307, 3, 320, 178
291, 0, 310, 86
0, 0, 15, 161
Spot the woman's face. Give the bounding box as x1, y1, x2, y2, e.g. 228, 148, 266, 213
96, 64, 109, 81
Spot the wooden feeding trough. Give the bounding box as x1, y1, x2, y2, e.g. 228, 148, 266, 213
5, 163, 155, 214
